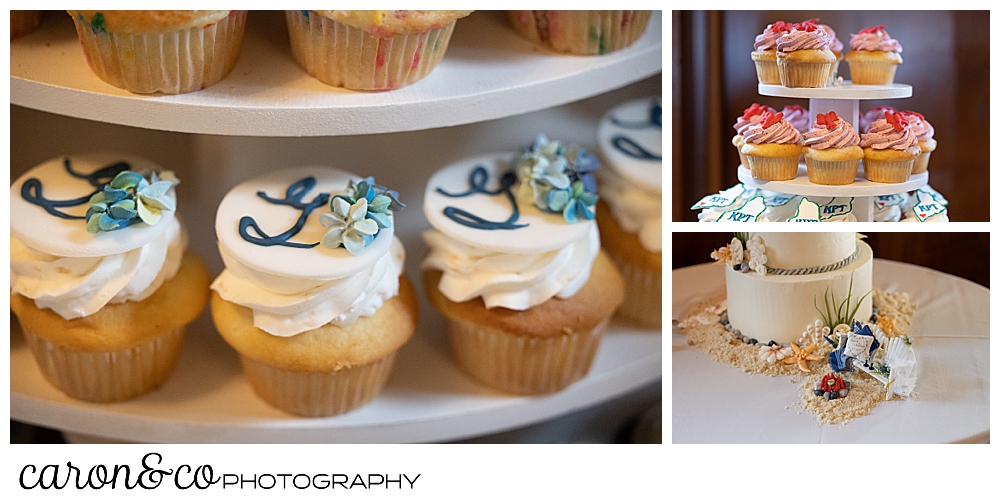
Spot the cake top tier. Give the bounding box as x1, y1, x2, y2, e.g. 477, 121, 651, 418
754, 232, 858, 270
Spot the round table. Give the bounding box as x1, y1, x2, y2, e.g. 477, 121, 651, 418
672, 259, 989, 443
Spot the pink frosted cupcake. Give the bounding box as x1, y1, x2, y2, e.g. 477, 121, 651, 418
806, 19, 844, 84
861, 111, 921, 183
751, 20, 792, 84
781, 104, 810, 133
900, 110, 936, 174
740, 111, 803, 181
776, 21, 836, 88
860, 105, 897, 133
732, 103, 777, 168
507, 10, 652, 55
802, 111, 863, 185
67, 10, 247, 94
285, 10, 472, 91
845, 25, 903, 85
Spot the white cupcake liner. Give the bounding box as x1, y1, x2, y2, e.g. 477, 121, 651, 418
605, 250, 661, 328
23, 326, 186, 402
446, 317, 609, 395
863, 158, 914, 183
285, 11, 456, 91
805, 158, 861, 185
70, 11, 246, 94
507, 10, 651, 55
241, 353, 397, 417
745, 154, 800, 181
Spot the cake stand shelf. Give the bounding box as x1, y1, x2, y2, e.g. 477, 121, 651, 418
748, 81, 919, 221
9, 10, 662, 137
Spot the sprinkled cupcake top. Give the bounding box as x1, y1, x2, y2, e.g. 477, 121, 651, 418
849, 25, 902, 53
754, 20, 792, 51
861, 112, 917, 150
803, 112, 860, 150
313, 10, 472, 36
67, 10, 235, 34
734, 103, 778, 135
742, 112, 801, 145
776, 21, 831, 52
899, 111, 935, 141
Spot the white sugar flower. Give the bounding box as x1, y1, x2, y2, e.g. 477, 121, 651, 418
759, 344, 792, 364
320, 197, 378, 256
746, 235, 767, 276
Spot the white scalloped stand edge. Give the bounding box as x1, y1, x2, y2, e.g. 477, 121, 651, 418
10, 11, 663, 136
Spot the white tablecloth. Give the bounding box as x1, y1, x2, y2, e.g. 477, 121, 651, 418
672, 259, 990, 443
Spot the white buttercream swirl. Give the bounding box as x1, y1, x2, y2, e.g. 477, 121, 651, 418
598, 167, 661, 253
211, 236, 405, 337
10, 218, 186, 319
421, 223, 599, 311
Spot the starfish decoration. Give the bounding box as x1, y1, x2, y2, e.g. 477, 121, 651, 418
876, 316, 898, 337
782, 342, 823, 372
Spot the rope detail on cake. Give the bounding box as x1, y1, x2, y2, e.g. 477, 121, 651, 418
766, 244, 860, 275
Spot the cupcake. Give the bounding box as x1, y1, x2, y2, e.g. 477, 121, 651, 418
732, 103, 778, 168
814, 20, 844, 84
775, 20, 836, 88
751, 20, 792, 85
422, 135, 625, 394
845, 25, 903, 85
781, 105, 810, 134
802, 111, 864, 185
210, 168, 418, 417
860, 111, 921, 183
900, 110, 936, 174
506, 10, 652, 55
285, 10, 472, 91
66, 10, 247, 94
872, 193, 907, 222
740, 111, 803, 181
10, 154, 210, 402
859, 105, 897, 133
11, 10, 42, 39
596, 97, 661, 328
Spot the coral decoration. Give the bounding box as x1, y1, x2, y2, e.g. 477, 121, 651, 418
820, 373, 846, 394
760, 111, 784, 129
742, 103, 768, 120
816, 111, 839, 129
899, 110, 925, 120
859, 25, 886, 34
886, 111, 909, 131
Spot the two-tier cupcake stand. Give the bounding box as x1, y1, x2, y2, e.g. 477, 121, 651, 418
9, 11, 663, 443
738, 82, 926, 222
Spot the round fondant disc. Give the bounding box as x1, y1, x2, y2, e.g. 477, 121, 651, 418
215, 166, 393, 280
597, 96, 662, 192
424, 153, 593, 255
10, 153, 176, 257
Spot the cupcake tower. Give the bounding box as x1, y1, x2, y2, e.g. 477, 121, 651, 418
738, 19, 927, 221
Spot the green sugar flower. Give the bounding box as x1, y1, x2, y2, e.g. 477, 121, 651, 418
85, 170, 178, 234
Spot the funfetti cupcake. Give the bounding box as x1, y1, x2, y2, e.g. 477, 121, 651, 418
860, 105, 897, 133
740, 111, 803, 181
775, 20, 835, 88
802, 111, 864, 185
845, 25, 903, 85
506, 10, 652, 55
596, 97, 662, 329
285, 10, 472, 91
10, 154, 210, 402
732, 103, 778, 168
210, 168, 418, 417
67, 10, 247, 94
860, 111, 921, 183
751, 20, 792, 85
422, 135, 625, 395
900, 110, 936, 174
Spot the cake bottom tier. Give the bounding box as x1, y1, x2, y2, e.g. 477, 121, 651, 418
725, 240, 873, 343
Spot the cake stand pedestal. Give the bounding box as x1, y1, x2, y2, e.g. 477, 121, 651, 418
751, 82, 918, 222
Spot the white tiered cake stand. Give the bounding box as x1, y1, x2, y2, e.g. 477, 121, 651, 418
740, 82, 924, 222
